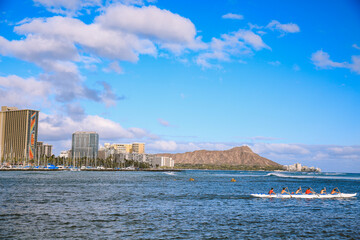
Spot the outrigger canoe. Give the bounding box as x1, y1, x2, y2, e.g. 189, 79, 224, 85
251, 193, 357, 199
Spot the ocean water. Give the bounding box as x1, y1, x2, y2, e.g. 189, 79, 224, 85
0, 170, 359, 239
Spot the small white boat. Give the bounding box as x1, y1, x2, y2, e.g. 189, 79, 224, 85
251, 193, 357, 199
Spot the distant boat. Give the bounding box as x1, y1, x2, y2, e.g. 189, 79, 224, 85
47, 164, 58, 170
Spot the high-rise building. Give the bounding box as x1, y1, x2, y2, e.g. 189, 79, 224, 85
152, 156, 174, 168
36, 141, 53, 158
132, 143, 145, 154
71, 131, 99, 159
112, 143, 132, 153
0, 106, 39, 161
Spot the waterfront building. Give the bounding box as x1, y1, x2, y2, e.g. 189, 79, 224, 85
71, 131, 99, 159
284, 163, 321, 172
112, 143, 132, 153
59, 150, 71, 159
98, 147, 106, 160
132, 142, 145, 154
0, 106, 39, 161
36, 141, 53, 158
152, 156, 174, 168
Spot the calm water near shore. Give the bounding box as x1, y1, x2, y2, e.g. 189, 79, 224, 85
1, 170, 359, 239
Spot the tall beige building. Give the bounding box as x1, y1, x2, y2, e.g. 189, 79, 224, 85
112, 143, 132, 153
0, 106, 39, 161
132, 143, 145, 154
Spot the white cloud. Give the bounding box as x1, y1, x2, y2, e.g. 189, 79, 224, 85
268, 61, 281, 66
39, 112, 151, 141
148, 140, 178, 152
311, 50, 345, 69
103, 61, 124, 74
0, 75, 51, 107
266, 20, 300, 34
251, 143, 360, 172
0, 35, 79, 66
311, 50, 360, 74
349, 55, 360, 74
222, 13, 244, 20
2, 5, 203, 104
158, 118, 170, 127
2, 15, 159, 104
15, 16, 156, 62
352, 43, 360, 50
252, 143, 310, 156
160, 36, 207, 55
235, 30, 270, 50
33, 0, 101, 15
96, 4, 197, 44
99, 81, 123, 107
196, 30, 269, 68
147, 141, 236, 153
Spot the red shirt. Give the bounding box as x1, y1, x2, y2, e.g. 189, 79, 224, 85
268, 190, 274, 195
305, 189, 312, 194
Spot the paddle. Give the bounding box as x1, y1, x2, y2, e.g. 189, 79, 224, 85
310, 187, 320, 197
285, 187, 292, 198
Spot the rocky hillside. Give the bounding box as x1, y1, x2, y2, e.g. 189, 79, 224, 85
157, 146, 281, 167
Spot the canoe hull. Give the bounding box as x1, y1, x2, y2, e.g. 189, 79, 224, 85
250, 193, 357, 199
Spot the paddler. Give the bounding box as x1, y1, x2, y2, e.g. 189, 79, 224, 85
280, 187, 289, 195
320, 187, 326, 194
331, 188, 340, 194
268, 188, 275, 195
305, 188, 313, 194
295, 187, 302, 194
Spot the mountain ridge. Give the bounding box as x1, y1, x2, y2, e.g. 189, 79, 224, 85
157, 145, 282, 168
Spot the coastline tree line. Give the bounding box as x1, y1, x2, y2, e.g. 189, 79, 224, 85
0, 155, 151, 169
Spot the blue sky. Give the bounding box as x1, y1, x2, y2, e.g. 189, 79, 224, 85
0, 0, 360, 172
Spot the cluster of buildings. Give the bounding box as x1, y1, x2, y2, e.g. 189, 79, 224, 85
60, 132, 174, 168
0, 106, 52, 163
58, 132, 174, 168
99, 142, 173, 167
0, 106, 175, 168
0, 106, 176, 168
283, 163, 321, 172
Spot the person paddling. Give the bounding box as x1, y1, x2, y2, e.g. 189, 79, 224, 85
305, 188, 313, 194
280, 187, 289, 195
320, 188, 326, 194
331, 188, 340, 194
295, 187, 302, 194
268, 188, 275, 195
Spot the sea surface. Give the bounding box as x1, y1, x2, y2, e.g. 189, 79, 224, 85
1, 170, 359, 239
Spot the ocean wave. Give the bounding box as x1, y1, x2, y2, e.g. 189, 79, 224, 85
212, 174, 264, 177
267, 172, 360, 181
163, 172, 176, 176
323, 172, 346, 176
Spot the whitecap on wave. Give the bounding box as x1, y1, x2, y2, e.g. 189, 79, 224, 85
267, 172, 360, 181
163, 172, 176, 176
212, 174, 263, 177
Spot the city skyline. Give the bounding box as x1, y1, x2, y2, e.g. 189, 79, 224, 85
0, 0, 359, 172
